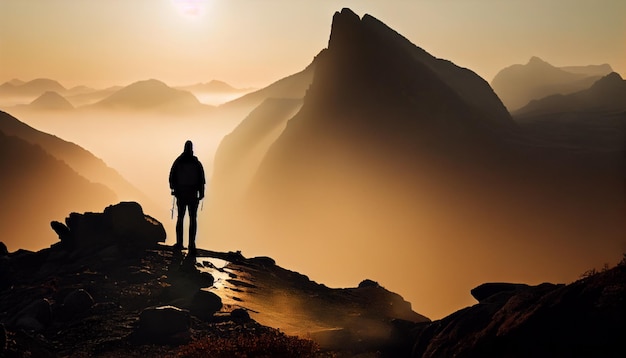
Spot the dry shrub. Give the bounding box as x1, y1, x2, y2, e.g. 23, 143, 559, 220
173, 330, 319, 358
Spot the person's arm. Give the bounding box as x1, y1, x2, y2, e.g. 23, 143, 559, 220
198, 161, 206, 200
169, 159, 178, 195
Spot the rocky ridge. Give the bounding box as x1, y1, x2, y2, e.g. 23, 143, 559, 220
0, 202, 428, 357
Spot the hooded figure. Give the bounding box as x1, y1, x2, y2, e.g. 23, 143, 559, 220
169, 140, 206, 255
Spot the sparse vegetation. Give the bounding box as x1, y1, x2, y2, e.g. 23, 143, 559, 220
579, 255, 624, 279
172, 331, 319, 358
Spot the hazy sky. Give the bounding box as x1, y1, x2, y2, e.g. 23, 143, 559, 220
1, 0, 625, 89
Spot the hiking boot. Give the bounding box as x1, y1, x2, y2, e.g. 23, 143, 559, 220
172, 243, 185, 251
188, 245, 197, 256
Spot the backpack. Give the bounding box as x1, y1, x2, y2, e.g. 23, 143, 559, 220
175, 159, 200, 187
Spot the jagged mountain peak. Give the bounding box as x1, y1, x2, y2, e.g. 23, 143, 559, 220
308, 8, 513, 132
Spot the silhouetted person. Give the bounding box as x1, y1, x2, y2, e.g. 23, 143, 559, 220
169, 140, 205, 256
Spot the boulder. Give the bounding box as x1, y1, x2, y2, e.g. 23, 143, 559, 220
0, 242, 7, 256
63, 289, 94, 314
358, 279, 380, 288
13, 298, 52, 331
135, 306, 190, 343
230, 308, 251, 323
104, 202, 165, 245
50, 221, 73, 248
470, 282, 530, 303
249, 256, 275, 267
190, 290, 222, 320
50, 202, 166, 254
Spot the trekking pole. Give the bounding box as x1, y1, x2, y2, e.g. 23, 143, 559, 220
171, 196, 176, 220
200, 199, 204, 211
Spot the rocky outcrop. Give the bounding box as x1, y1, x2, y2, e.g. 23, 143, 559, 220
50, 201, 165, 255
411, 264, 626, 357
134, 306, 191, 343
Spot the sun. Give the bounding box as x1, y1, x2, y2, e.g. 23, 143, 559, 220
171, 0, 210, 19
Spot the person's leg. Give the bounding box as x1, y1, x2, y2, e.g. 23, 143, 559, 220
188, 199, 199, 253
175, 198, 188, 248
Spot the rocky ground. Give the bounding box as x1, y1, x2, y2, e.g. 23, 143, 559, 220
1, 202, 624, 357
0, 202, 428, 357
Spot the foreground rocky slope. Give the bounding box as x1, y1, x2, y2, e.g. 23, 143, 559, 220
1, 202, 624, 357
411, 265, 626, 357
0, 202, 427, 357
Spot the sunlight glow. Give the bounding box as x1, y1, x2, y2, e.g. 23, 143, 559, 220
171, 0, 211, 20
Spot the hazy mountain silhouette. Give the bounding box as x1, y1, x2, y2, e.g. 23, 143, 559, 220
64, 85, 97, 96
217, 55, 318, 119
560, 63, 614, 77
177, 80, 254, 93
65, 86, 122, 107
28, 91, 74, 111
88, 79, 209, 112
517, 72, 626, 115
491, 57, 613, 111
0, 130, 116, 252
210, 98, 303, 221
0, 78, 66, 96
6, 78, 25, 86
207, 8, 625, 319
514, 73, 626, 152
0, 110, 155, 221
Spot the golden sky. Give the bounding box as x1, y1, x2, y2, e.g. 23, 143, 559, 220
1, 0, 625, 89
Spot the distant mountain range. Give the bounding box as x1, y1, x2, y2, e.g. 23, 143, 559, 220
86, 79, 209, 112
0, 78, 66, 96
514, 72, 626, 152
0, 78, 248, 110
491, 56, 613, 111
517, 72, 626, 115
0, 110, 156, 251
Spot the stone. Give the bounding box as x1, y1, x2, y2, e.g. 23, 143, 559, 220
13, 298, 52, 331
0, 242, 7, 256
249, 256, 275, 267
470, 282, 529, 303
63, 289, 95, 314
50, 221, 73, 248
104, 202, 166, 246
358, 279, 380, 288
50, 202, 166, 253
190, 290, 222, 321
136, 306, 190, 343
230, 308, 251, 323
